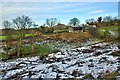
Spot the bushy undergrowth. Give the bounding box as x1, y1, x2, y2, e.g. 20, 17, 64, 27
88, 26, 119, 41
0, 44, 58, 60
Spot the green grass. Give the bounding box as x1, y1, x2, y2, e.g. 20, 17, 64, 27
36, 44, 52, 56
0, 44, 55, 60
0, 33, 34, 41
20, 45, 32, 56
25, 34, 33, 37
0, 36, 7, 40
18, 44, 53, 57
98, 26, 119, 39
0, 52, 9, 59
99, 26, 118, 31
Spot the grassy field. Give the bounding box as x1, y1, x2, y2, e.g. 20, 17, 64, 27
0, 33, 34, 41
0, 36, 7, 40
98, 26, 119, 39
99, 26, 118, 31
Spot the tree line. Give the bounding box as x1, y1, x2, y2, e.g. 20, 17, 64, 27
3, 15, 120, 30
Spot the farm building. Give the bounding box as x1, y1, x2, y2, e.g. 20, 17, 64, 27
69, 25, 83, 32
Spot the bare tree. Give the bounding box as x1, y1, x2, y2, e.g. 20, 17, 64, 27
13, 15, 32, 56
86, 18, 95, 24
103, 16, 112, 22
13, 15, 32, 30
46, 18, 59, 27
2, 20, 12, 54
2, 20, 11, 29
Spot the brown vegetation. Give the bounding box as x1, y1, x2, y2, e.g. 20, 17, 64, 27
43, 32, 93, 41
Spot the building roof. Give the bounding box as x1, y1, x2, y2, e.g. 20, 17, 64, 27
72, 25, 83, 28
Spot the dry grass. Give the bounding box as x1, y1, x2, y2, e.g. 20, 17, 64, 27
101, 71, 120, 79
43, 32, 94, 42
1, 32, 94, 46
110, 50, 120, 56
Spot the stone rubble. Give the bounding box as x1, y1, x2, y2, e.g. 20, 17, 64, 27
0, 42, 120, 79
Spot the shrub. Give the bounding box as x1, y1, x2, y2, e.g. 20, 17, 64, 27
36, 44, 51, 56
88, 27, 100, 38
0, 52, 9, 60
20, 45, 32, 56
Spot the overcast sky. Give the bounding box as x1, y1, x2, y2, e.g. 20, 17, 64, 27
0, 2, 118, 28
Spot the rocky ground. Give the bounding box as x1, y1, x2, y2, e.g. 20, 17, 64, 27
0, 42, 120, 80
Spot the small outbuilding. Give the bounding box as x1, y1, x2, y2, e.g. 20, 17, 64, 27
69, 25, 83, 32
72, 25, 83, 30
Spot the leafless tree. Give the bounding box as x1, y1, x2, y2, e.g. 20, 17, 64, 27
2, 20, 11, 29
103, 16, 112, 22
46, 18, 59, 27
86, 18, 95, 24
13, 15, 32, 56
2, 20, 12, 54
